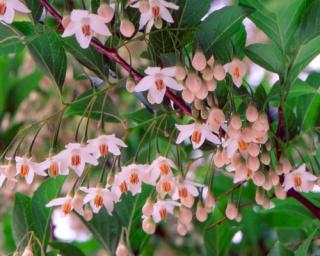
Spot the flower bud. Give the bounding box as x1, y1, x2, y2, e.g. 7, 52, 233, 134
142, 218, 156, 234
176, 65, 186, 81
196, 203, 208, 222
116, 242, 129, 256
246, 104, 258, 122
182, 88, 195, 103
179, 206, 193, 225
236, 212, 242, 222
247, 156, 260, 171
73, 194, 84, 213
255, 189, 265, 205
186, 72, 202, 94
196, 82, 208, 100
22, 246, 33, 256
265, 141, 272, 151
225, 202, 238, 220
200, 108, 209, 120
98, 4, 114, 23
84, 206, 93, 221
62, 15, 70, 28
177, 222, 188, 236
227, 125, 241, 139
262, 198, 271, 209
206, 79, 217, 91
260, 152, 270, 165
181, 195, 195, 208
262, 178, 272, 191
120, 19, 135, 38
126, 78, 135, 93
269, 172, 279, 186
241, 127, 253, 143
5, 163, 16, 178
252, 171, 265, 186
201, 67, 214, 81
230, 114, 242, 130
248, 143, 260, 157
213, 150, 224, 168
213, 64, 226, 81
205, 191, 215, 209
142, 200, 154, 217
275, 184, 286, 199
280, 157, 292, 174
192, 50, 207, 71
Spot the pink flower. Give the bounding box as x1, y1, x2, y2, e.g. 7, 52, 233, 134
151, 199, 180, 223
131, 0, 179, 31
86, 134, 127, 158
62, 9, 111, 48
15, 156, 47, 184
38, 152, 69, 177
0, 0, 30, 24
145, 156, 176, 184
172, 179, 202, 207
46, 194, 84, 216
225, 59, 247, 88
283, 164, 317, 192
134, 67, 183, 104
175, 123, 221, 149
156, 176, 176, 198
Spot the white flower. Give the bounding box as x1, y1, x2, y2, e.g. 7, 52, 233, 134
283, 164, 317, 192
86, 134, 127, 158
175, 123, 221, 149
46, 194, 84, 216
38, 152, 69, 177
134, 67, 183, 104
172, 179, 202, 206
156, 176, 176, 198
63, 143, 98, 177
0, 0, 30, 24
145, 156, 176, 184
131, 0, 179, 31
151, 199, 180, 223
62, 9, 111, 48
225, 58, 247, 88
15, 156, 47, 184
80, 186, 117, 215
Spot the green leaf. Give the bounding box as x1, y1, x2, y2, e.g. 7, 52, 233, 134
294, 227, 318, 256
195, 6, 249, 56
239, 0, 305, 52
245, 43, 285, 74
0, 23, 25, 55
12, 193, 33, 248
299, 0, 320, 42
27, 31, 67, 91
91, 0, 100, 12
31, 177, 66, 252
25, 0, 43, 23
64, 89, 120, 123
50, 242, 86, 256
268, 241, 294, 256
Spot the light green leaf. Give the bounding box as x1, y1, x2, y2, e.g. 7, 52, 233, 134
0, 23, 25, 55
268, 241, 293, 256
294, 226, 318, 256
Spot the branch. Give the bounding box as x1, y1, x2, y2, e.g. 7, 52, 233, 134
39, 0, 192, 116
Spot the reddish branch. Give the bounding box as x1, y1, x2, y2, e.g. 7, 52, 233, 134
39, 0, 192, 116
40, 0, 320, 219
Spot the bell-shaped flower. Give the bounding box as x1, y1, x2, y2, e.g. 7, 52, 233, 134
0, 0, 30, 24
62, 9, 111, 48
156, 176, 176, 198
131, 0, 179, 31
151, 199, 180, 223
15, 156, 47, 184
46, 194, 84, 216
175, 123, 221, 149
38, 152, 69, 177
225, 58, 247, 88
172, 178, 202, 207
134, 67, 183, 104
283, 164, 317, 192
86, 134, 127, 158
80, 186, 117, 215
146, 156, 176, 184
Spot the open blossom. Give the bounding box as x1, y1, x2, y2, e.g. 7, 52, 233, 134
81, 186, 117, 215
131, 0, 179, 31
0, 0, 30, 24
87, 134, 127, 158
134, 67, 183, 104
151, 200, 180, 223
156, 176, 176, 198
175, 123, 221, 149
62, 9, 111, 49
283, 164, 317, 192
63, 143, 98, 177
172, 179, 202, 207
46, 194, 84, 216
15, 156, 47, 184
38, 152, 69, 177
225, 58, 247, 88
146, 156, 176, 184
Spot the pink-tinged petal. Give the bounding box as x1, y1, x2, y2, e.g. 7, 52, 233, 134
113, 137, 127, 147
103, 199, 114, 215
84, 153, 98, 166
159, 0, 179, 10
72, 162, 86, 176
161, 66, 176, 77
191, 132, 205, 149
226, 139, 238, 158
25, 170, 34, 184
303, 172, 317, 181
283, 175, 293, 191
34, 167, 48, 177
0, 175, 5, 188
70, 9, 89, 21
90, 16, 111, 36
232, 77, 243, 88
130, 2, 140, 8
108, 143, 121, 156
159, 6, 174, 23
149, 86, 166, 104
83, 192, 95, 204
90, 201, 101, 213
186, 185, 199, 196
163, 76, 183, 91
134, 75, 155, 92
75, 31, 92, 49
202, 128, 221, 145
175, 124, 194, 144
62, 22, 79, 37
139, 12, 153, 29
46, 197, 68, 207
10, 0, 30, 13
146, 19, 154, 33
145, 67, 161, 75
2, 7, 15, 24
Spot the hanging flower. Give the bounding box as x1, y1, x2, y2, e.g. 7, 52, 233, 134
131, 0, 179, 32
151, 199, 180, 223
86, 134, 127, 158
225, 58, 247, 88
0, 0, 30, 24
134, 67, 183, 104
156, 176, 176, 198
80, 186, 117, 215
146, 156, 176, 184
283, 164, 317, 192
15, 156, 47, 184
62, 9, 111, 49
175, 123, 221, 149
46, 194, 84, 216
38, 152, 69, 177
172, 178, 202, 207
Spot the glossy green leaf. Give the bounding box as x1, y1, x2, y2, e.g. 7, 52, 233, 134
0, 23, 25, 55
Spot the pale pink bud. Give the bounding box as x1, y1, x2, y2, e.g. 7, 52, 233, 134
231, 153, 243, 169
262, 178, 272, 191
205, 191, 215, 209
241, 127, 253, 143
126, 78, 135, 93
246, 104, 258, 122
206, 79, 217, 91
84, 207, 93, 221
213, 64, 226, 81
196, 204, 208, 222
207, 55, 215, 67
225, 202, 238, 220
280, 157, 292, 174
138, 0, 150, 13
255, 189, 265, 205
200, 108, 209, 120
227, 125, 241, 139
120, 19, 135, 38
181, 194, 195, 208
265, 141, 272, 151
116, 242, 129, 256
194, 99, 203, 110
22, 246, 33, 256
247, 143, 260, 157
230, 114, 242, 130
5, 163, 16, 178
262, 198, 270, 209
247, 156, 260, 171
142, 200, 154, 217
196, 82, 208, 100
192, 50, 207, 71
208, 108, 225, 129
236, 212, 242, 222
61, 15, 70, 28
182, 88, 195, 103
201, 67, 214, 81
142, 218, 156, 234
252, 171, 265, 186
179, 206, 193, 225
73, 194, 83, 211
98, 4, 114, 23
176, 65, 186, 81
260, 152, 271, 165
275, 184, 286, 199
177, 222, 188, 236
269, 172, 279, 186
213, 150, 224, 168
186, 73, 202, 93
274, 165, 283, 175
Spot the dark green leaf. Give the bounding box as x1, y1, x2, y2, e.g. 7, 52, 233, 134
294, 227, 318, 256
25, 0, 43, 23
268, 241, 294, 256
0, 23, 25, 55
50, 242, 86, 256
